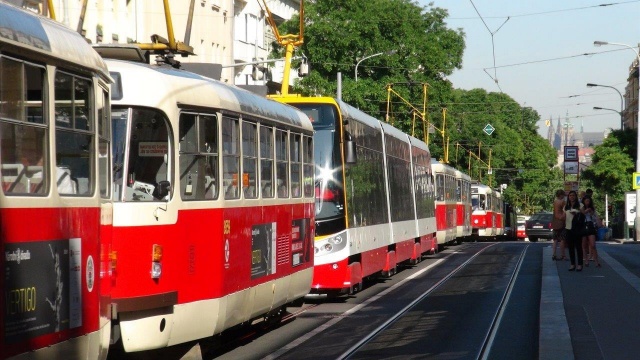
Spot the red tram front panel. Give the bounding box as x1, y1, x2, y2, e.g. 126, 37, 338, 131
110, 202, 313, 351
471, 210, 496, 237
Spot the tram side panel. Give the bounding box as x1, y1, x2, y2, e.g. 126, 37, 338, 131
381, 123, 421, 270
409, 140, 437, 257
432, 162, 457, 247
1, 3, 113, 358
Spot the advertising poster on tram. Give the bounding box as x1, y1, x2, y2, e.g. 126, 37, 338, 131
4, 238, 82, 343
291, 218, 312, 267
251, 223, 277, 279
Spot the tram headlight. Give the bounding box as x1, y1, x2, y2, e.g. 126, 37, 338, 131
315, 231, 348, 256
151, 244, 163, 279
151, 262, 162, 279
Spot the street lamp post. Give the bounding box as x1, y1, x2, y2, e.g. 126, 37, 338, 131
594, 41, 640, 239
354, 50, 395, 82
593, 106, 622, 118
587, 83, 624, 130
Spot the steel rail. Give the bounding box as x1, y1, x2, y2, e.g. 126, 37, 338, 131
336, 243, 500, 360
478, 244, 529, 359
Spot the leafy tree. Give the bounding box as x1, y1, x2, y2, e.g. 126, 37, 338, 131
275, 0, 561, 214
276, 0, 465, 129
581, 129, 636, 207
441, 89, 560, 214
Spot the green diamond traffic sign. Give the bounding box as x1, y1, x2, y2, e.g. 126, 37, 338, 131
483, 123, 495, 136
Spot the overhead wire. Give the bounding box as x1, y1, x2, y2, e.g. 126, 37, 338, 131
448, 0, 640, 20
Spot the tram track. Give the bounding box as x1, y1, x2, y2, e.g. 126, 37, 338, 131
338, 243, 531, 360
205, 242, 536, 360
478, 244, 529, 359
336, 244, 496, 360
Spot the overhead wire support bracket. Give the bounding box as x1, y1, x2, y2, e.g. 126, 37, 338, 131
258, 0, 305, 96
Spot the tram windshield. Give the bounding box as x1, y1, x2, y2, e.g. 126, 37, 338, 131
112, 106, 171, 202
472, 194, 486, 210
294, 104, 345, 223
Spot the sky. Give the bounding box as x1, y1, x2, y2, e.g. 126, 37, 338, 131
422, 0, 640, 138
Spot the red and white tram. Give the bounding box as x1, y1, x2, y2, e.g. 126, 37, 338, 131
431, 160, 457, 248
103, 58, 314, 352
454, 169, 472, 243
0, 3, 112, 359
471, 182, 499, 239
273, 97, 437, 295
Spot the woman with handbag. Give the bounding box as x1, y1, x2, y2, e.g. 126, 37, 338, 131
565, 191, 584, 271
552, 189, 567, 260
581, 196, 601, 267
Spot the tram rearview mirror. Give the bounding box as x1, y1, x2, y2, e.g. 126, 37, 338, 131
344, 131, 357, 164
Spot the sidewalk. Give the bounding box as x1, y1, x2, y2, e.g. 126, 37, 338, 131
539, 242, 640, 359
611, 238, 640, 244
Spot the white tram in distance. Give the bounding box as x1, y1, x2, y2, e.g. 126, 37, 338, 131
100, 54, 315, 353
273, 96, 437, 295
0, 3, 113, 359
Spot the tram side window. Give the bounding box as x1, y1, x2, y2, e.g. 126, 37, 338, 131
179, 113, 218, 201
55, 72, 94, 196
98, 87, 110, 199
276, 129, 289, 198
447, 175, 454, 201
290, 133, 301, 198
242, 121, 258, 199
303, 135, 314, 198
260, 126, 274, 198
436, 174, 444, 201
0, 57, 48, 195
113, 108, 171, 202
223, 116, 240, 199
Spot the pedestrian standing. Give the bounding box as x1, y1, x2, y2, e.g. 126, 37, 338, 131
552, 189, 567, 260
564, 191, 584, 271
582, 196, 601, 267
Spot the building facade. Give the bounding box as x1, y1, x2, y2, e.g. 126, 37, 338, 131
623, 55, 639, 130
22, 0, 300, 87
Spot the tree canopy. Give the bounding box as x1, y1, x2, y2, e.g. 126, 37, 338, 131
275, 0, 565, 214
581, 129, 636, 208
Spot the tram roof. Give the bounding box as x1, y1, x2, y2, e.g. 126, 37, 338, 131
431, 159, 457, 174
0, 3, 109, 80
408, 135, 429, 152
332, 98, 381, 130
380, 121, 410, 143
107, 59, 312, 131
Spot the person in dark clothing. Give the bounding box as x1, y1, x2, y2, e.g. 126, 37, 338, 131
564, 191, 584, 271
